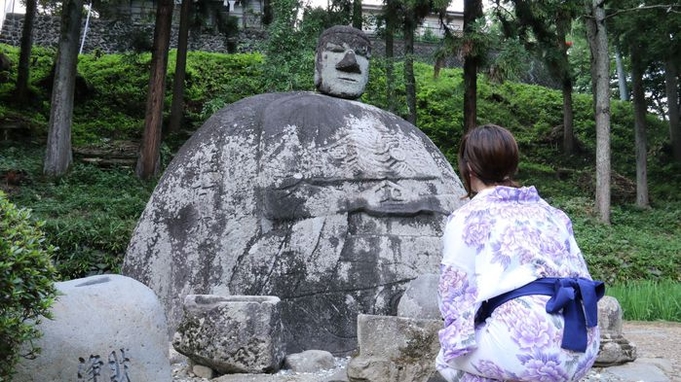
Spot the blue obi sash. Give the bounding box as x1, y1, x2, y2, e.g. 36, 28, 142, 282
476, 277, 605, 352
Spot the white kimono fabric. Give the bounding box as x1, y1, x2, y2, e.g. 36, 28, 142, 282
437, 186, 600, 382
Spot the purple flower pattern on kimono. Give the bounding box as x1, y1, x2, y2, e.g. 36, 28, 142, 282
494, 298, 553, 351
516, 351, 571, 381
438, 265, 478, 359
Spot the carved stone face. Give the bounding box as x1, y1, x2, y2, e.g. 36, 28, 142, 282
314, 26, 371, 100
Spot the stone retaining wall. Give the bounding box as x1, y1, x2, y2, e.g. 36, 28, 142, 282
0, 13, 265, 54
0, 13, 458, 66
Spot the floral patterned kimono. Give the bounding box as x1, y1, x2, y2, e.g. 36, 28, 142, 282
436, 186, 601, 382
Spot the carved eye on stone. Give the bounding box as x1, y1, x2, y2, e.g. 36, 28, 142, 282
355, 47, 368, 57
328, 145, 347, 159
326, 43, 345, 53
388, 146, 406, 161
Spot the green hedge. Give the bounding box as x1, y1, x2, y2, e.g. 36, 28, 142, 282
0, 191, 59, 381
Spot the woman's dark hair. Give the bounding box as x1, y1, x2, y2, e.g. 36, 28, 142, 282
458, 124, 520, 198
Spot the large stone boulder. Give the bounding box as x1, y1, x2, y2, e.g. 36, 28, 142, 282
122, 91, 465, 354
12, 274, 171, 382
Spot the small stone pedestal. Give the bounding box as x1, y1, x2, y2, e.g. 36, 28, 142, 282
595, 296, 638, 366
173, 295, 286, 374
347, 314, 444, 382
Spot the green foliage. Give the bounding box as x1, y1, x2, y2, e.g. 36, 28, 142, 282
303, 0, 354, 29
550, 197, 681, 285
171, 51, 266, 119
0, 44, 55, 119
413, 63, 464, 162
1, 144, 154, 279
0, 191, 59, 381
75, 53, 150, 144
607, 280, 681, 321
261, 0, 316, 92
363, 57, 408, 116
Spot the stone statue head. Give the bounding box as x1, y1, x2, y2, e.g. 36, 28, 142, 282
314, 25, 372, 100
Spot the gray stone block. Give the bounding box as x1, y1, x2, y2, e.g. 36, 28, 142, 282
173, 294, 286, 374
347, 314, 442, 382
397, 273, 441, 319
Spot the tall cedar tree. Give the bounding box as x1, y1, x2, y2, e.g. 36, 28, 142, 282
492, 0, 580, 153
608, 1, 681, 202
168, 0, 193, 134
44, 0, 83, 177
401, 0, 449, 125
583, 0, 611, 224
352, 0, 363, 29
136, 0, 174, 180
463, 0, 483, 132
382, 0, 400, 113
15, 0, 37, 104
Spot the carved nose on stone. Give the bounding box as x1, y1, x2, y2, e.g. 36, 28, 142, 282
336, 51, 361, 73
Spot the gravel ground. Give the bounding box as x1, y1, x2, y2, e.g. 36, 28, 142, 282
621, 320, 681, 381
170, 321, 681, 382
170, 360, 624, 382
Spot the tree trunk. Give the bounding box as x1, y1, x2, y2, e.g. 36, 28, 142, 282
168, 0, 192, 134
384, 0, 396, 113
404, 16, 416, 125
462, 54, 478, 132
463, 0, 483, 132
43, 0, 83, 177
15, 0, 37, 104
557, 23, 574, 154
262, 0, 273, 26
434, 56, 445, 79
584, 0, 611, 224
615, 47, 628, 101
562, 77, 575, 154
666, 59, 681, 163
631, 49, 649, 208
385, 32, 395, 113
136, 0, 174, 180
352, 0, 363, 30
555, 19, 575, 155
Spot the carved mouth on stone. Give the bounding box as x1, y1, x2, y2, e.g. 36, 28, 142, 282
338, 77, 358, 82
348, 197, 448, 217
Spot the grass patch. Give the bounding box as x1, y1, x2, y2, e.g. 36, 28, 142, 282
607, 280, 681, 321
0, 142, 154, 279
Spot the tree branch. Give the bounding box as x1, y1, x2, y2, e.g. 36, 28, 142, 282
605, 4, 681, 20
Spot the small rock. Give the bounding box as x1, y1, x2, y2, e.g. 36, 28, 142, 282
193, 364, 216, 379
285, 350, 336, 372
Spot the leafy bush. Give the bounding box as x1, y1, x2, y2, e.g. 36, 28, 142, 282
179, 51, 266, 120
0, 191, 59, 381
261, 0, 317, 92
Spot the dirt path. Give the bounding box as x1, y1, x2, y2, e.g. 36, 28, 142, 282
622, 321, 681, 381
